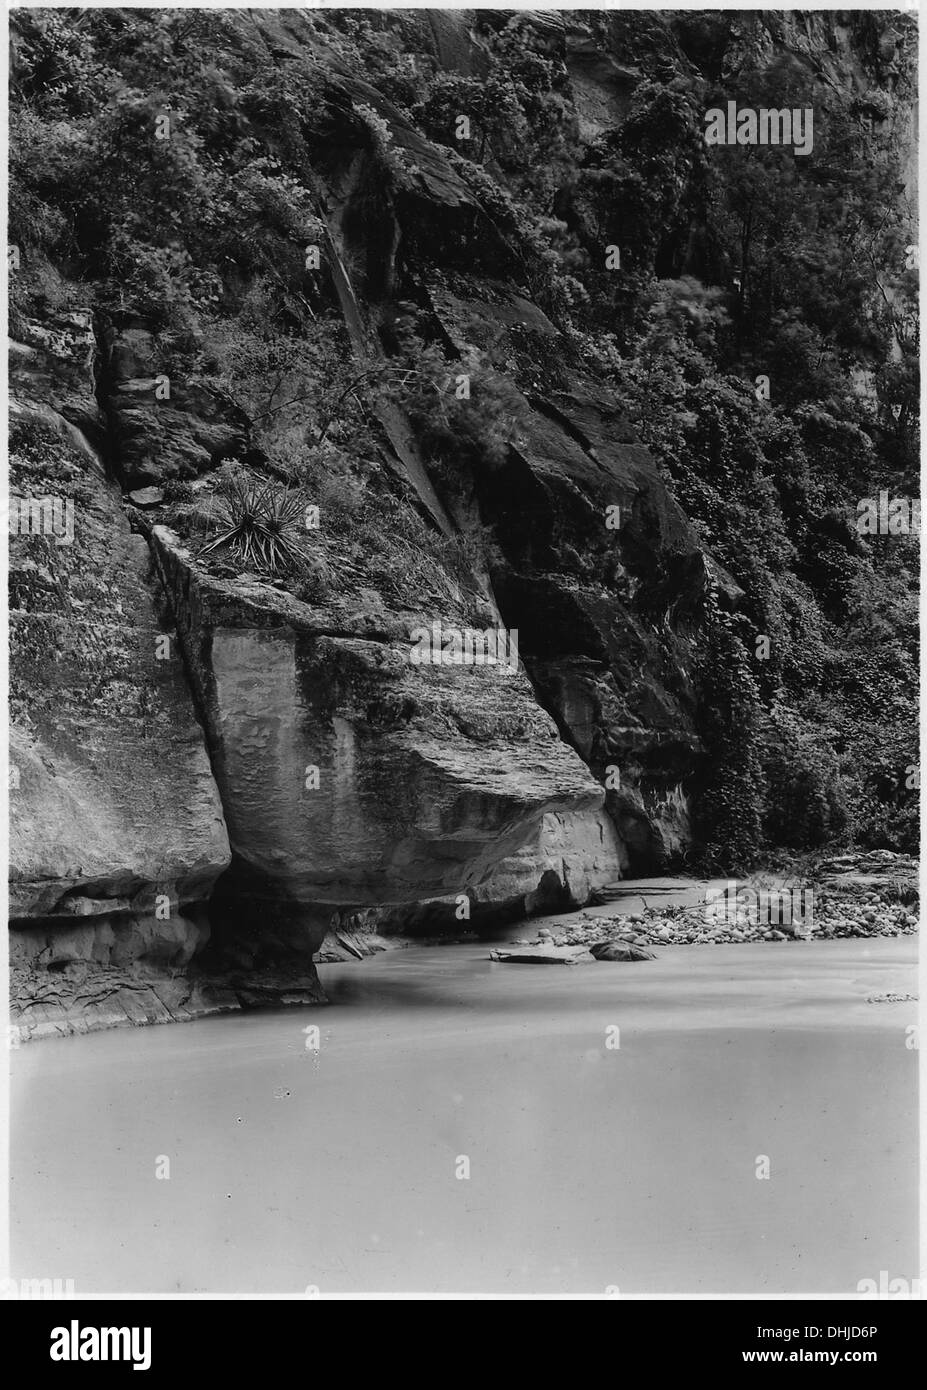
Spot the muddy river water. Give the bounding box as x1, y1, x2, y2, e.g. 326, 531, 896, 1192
10, 938, 918, 1295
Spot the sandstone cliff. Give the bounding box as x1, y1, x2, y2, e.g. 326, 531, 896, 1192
8, 7, 916, 1034
9, 311, 234, 1036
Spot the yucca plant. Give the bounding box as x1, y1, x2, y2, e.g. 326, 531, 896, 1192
200, 473, 309, 574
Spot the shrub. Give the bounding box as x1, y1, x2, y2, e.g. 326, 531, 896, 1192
692, 593, 767, 872
200, 474, 309, 573
758, 707, 849, 848
162, 478, 195, 503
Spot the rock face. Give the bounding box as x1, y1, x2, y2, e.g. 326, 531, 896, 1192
9, 311, 234, 1039
10, 8, 912, 1033
100, 322, 248, 490
6, 11, 711, 1036
417, 282, 706, 865
261, 12, 715, 870
150, 525, 626, 961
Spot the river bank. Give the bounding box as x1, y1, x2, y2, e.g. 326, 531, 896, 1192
321, 852, 919, 963
12, 852, 918, 1042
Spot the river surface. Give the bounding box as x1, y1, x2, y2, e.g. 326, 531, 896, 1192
10, 939, 918, 1295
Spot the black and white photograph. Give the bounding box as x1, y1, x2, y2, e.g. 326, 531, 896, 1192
3, 0, 921, 1317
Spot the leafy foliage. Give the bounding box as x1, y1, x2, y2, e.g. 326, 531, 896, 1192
8, 7, 918, 866
692, 592, 767, 871
200, 473, 309, 574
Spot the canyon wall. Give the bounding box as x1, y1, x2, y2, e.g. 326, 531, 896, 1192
8, 7, 915, 1034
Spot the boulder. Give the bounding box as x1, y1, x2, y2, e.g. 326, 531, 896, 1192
489, 945, 595, 964
590, 941, 657, 962
127, 486, 165, 508
150, 525, 627, 961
